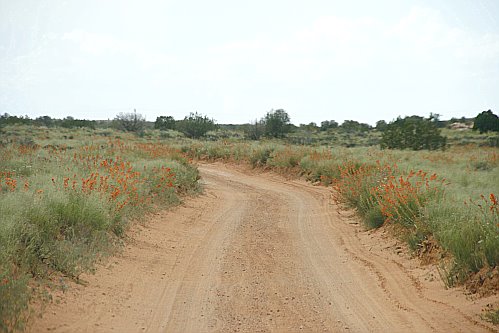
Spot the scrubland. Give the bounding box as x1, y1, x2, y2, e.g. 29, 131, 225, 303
0, 126, 199, 331
0, 124, 497, 330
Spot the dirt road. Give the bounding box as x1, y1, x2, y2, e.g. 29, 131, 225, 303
28, 163, 497, 332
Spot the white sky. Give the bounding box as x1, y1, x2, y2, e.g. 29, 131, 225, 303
1, 0, 498, 125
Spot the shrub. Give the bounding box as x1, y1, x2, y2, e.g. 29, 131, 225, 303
482, 307, 499, 325
267, 147, 306, 168
13, 192, 112, 278
154, 116, 176, 131
333, 161, 445, 231
263, 109, 292, 138
473, 110, 499, 134
249, 146, 275, 167
114, 110, 146, 133
176, 112, 218, 139
381, 115, 446, 150
429, 194, 499, 274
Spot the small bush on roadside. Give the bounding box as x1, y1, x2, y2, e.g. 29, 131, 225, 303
249, 146, 275, 167
364, 206, 385, 229
429, 195, 499, 274
482, 307, 499, 325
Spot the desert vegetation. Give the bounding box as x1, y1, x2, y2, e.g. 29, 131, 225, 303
0, 109, 498, 331
0, 125, 199, 331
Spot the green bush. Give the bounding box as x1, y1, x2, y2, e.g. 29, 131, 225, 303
176, 112, 218, 139
263, 109, 292, 138
249, 146, 275, 167
428, 197, 499, 276
381, 115, 446, 150
473, 110, 499, 134
13, 192, 112, 278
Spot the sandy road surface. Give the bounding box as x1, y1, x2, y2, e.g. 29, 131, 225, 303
28, 163, 497, 332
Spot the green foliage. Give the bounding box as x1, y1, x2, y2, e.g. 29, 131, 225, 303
15, 193, 112, 277
381, 115, 447, 150
155, 116, 176, 131
364, 206, 385, 229
176, 112, 218, 139
482, 307, 499, 325
340, 120, 371, 132
320, 120, 338, 131
0, 114, 96, 130
114, 110, 146, 133
0, 267, 29, 333
59, 116, 95, 129
263, 109, 291, 138
375, 120, 387, 131
299, 122, 319, 132
473, 110, 499, 134
249, 146, 275, 167
34, 116, 55, 127
428, 196, 499, 274
0, 114, 32, 127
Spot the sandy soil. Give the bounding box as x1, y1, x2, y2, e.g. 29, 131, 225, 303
27, 163, 498, 332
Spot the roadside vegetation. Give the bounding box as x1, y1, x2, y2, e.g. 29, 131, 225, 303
482, 307, 499, 325
0, 126, 199, 332
0, 109, 498, 330
178, 141, 498, 289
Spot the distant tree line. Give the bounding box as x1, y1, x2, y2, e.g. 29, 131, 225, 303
152, 108, 293, 140
3, 107, 497, 150
0, 113, 97, 129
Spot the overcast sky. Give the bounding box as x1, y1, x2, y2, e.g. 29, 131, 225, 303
1, 0, 498, 125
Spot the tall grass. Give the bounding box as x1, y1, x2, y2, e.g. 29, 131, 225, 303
0, 126, 200, 332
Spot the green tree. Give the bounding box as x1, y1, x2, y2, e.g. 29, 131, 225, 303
300, 122, 319, 132
114, 109, 146, 133
60, 116, 96, 129
34, 116, 55, 127
340, 120, 371, 132
473, 110, 499, 133
155, 116, 176, 130
176, 112, 217, 138
380, 115, 446, 150
320, 120, 338, 131
263, 109, 291, 138
375, 120, 387, 131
